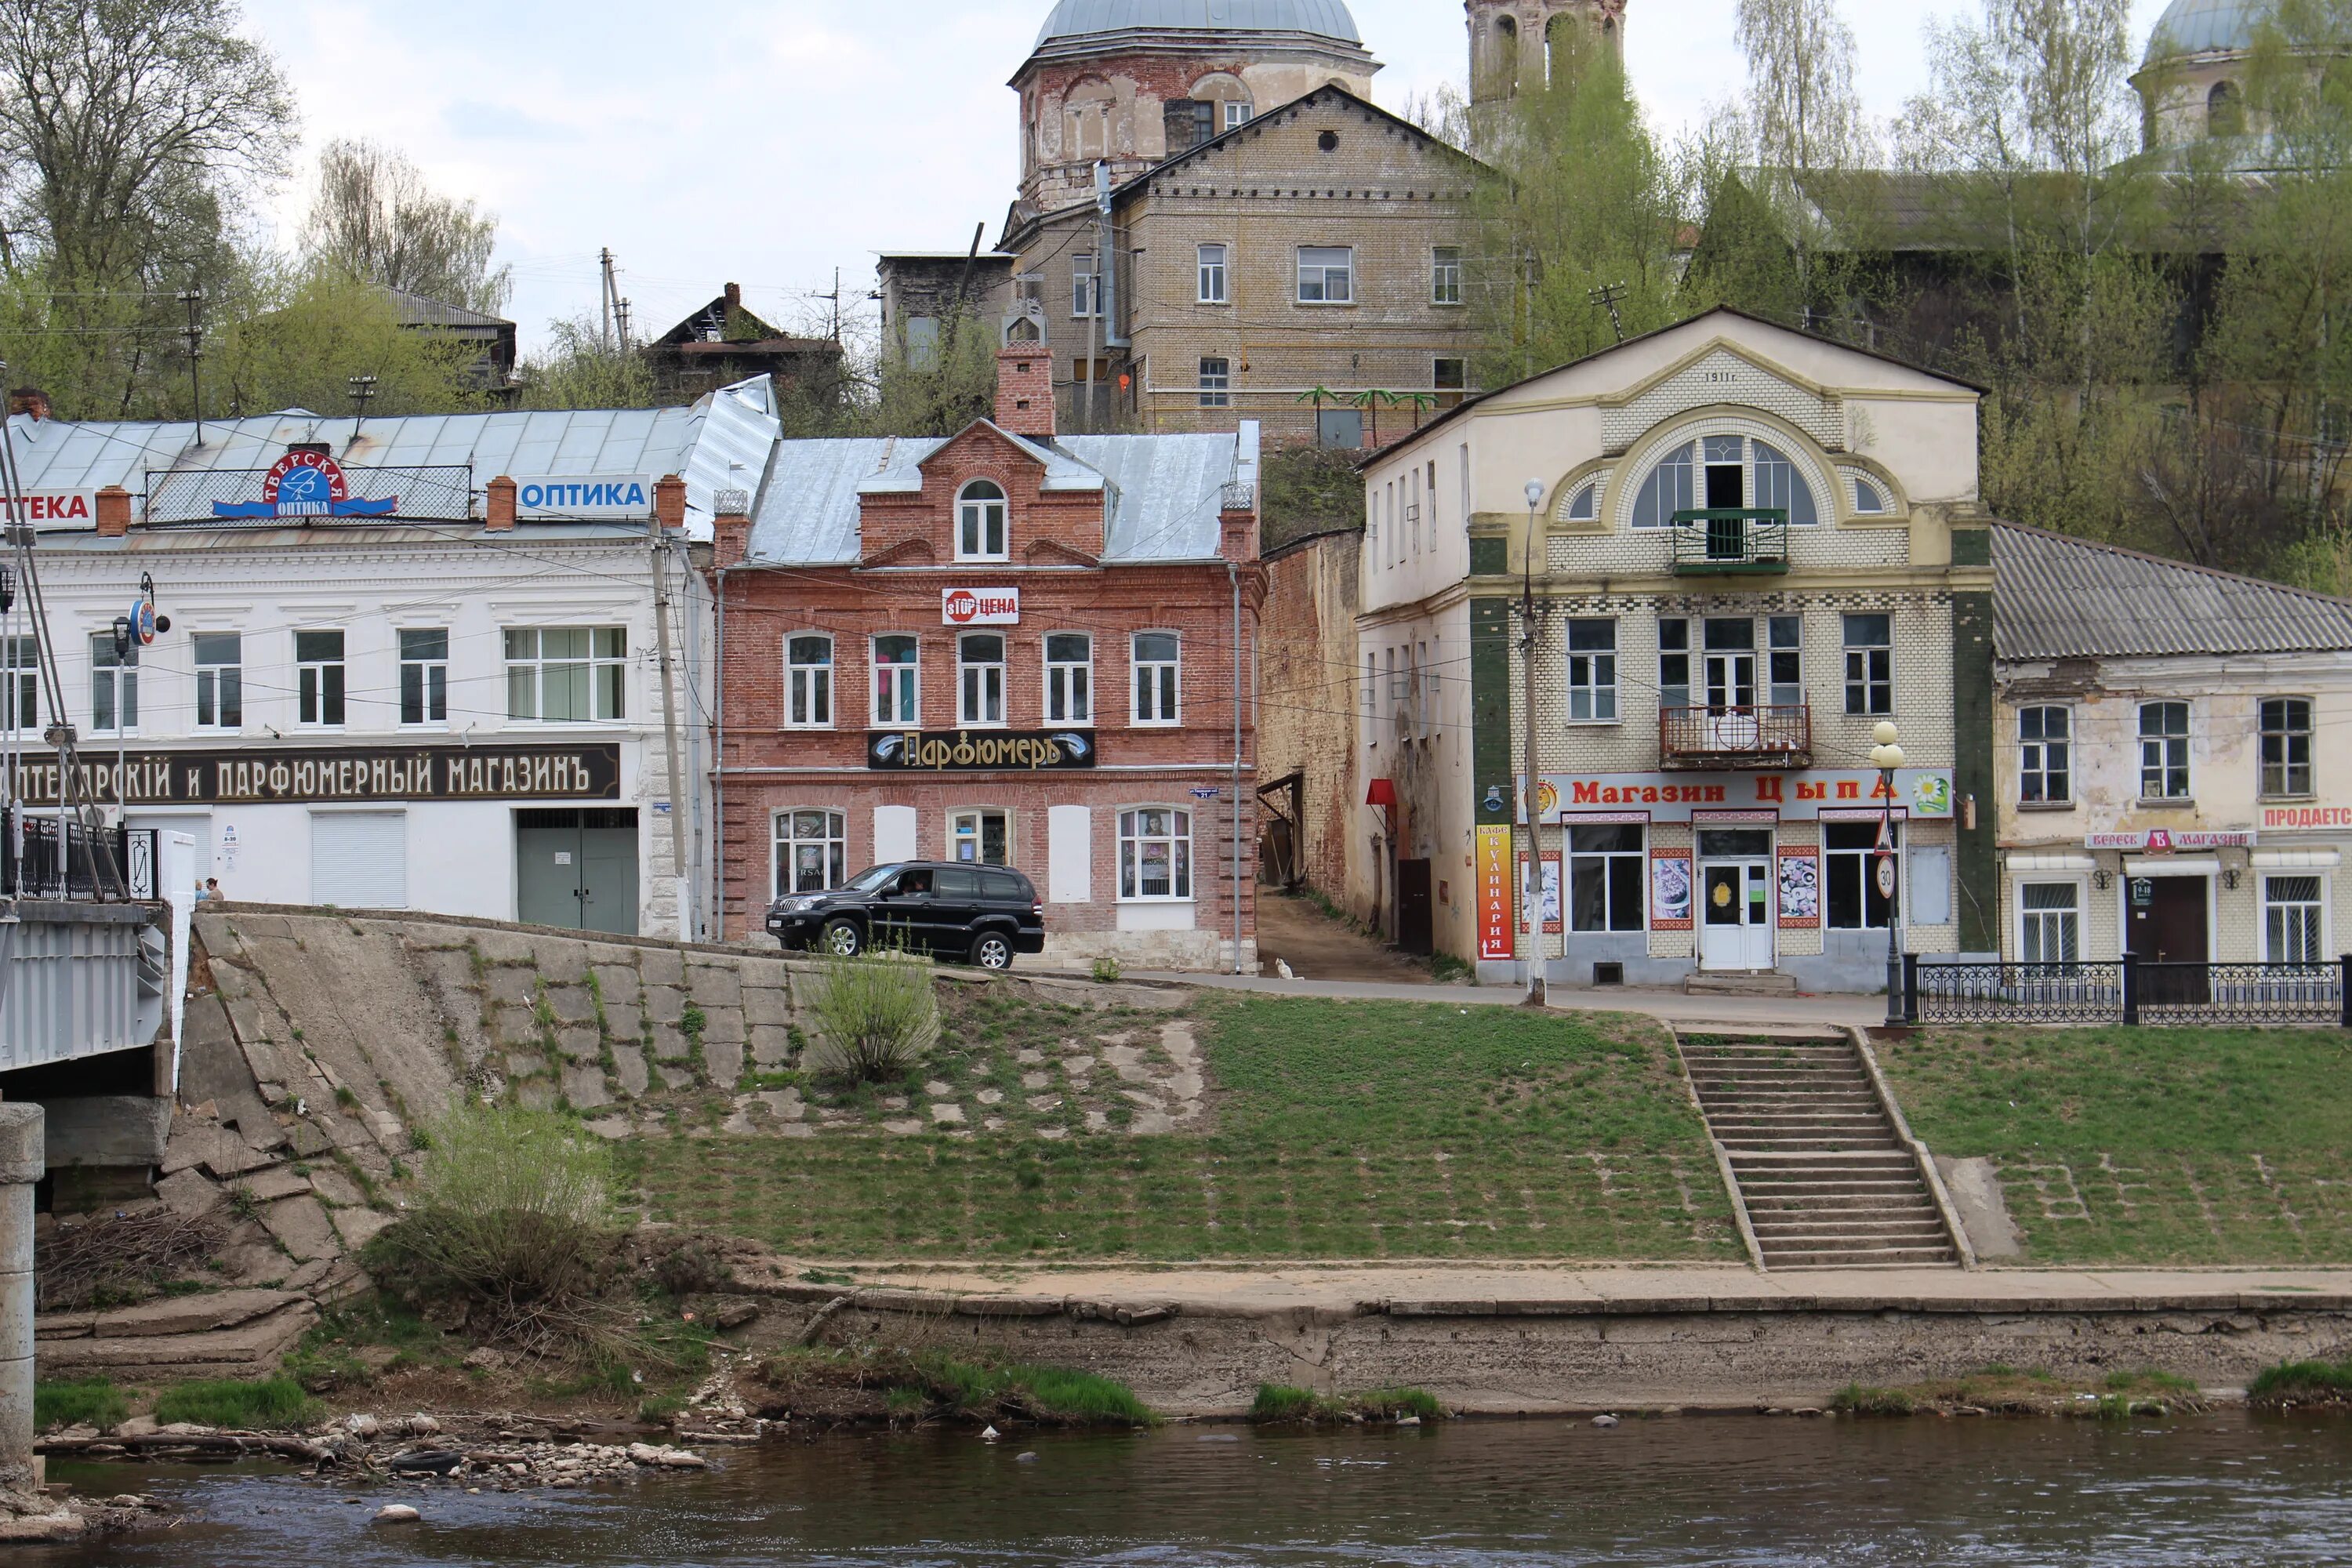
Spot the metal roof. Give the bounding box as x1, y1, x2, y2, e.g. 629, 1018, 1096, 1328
1993, 522, 2352, 659
2143, 0, 2267, 63
1034, 0, 1359, 46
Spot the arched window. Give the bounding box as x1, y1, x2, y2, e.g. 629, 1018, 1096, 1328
1852, 474, 1891, 514
1630, 434, 1820, 527
1751, 441, 1819, 525
1632, 441, 1695, 528
1495, 15, 1519, 94
1564, 480, 1599, 521
957, 479, 1007, 561
2208, 80, 2245, 138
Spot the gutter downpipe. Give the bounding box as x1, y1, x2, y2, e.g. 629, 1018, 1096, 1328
713, 562, 732, 942
1231, 559, 1243, 976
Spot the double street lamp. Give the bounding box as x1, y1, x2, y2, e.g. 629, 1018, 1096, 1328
1870, 720, 1905, 1025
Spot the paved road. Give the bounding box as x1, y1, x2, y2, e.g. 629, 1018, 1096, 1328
1129, 969, 1878, 1033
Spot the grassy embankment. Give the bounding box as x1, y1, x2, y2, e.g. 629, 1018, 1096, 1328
1875, 1026, 2352, 1265
629, 990, 1737, 1262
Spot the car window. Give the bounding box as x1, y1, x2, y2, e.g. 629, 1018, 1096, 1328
846, 865, 898, 891
896, 869, 933, 895
980, 870, 1025, 900
934, 867, 979, 898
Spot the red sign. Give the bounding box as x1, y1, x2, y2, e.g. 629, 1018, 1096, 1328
263, 449, 350, 506
942, 587, 1019, 626
1475, 826, 1513, 960
1, 490, 95, 525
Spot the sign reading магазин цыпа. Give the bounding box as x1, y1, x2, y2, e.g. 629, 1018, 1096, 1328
1519, 768, 1957, 823
10, 744, 622, 805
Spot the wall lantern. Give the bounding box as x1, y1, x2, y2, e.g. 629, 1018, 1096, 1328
2093, 869, 2111, 891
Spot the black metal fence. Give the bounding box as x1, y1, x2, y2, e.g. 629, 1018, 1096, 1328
1906, 953, 2350, 1028
2, 818, 155, 899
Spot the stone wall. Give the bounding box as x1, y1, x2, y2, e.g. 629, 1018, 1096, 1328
1258, 528, 1363, 902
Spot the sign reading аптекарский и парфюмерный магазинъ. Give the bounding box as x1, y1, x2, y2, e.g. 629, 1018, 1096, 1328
10, 743, 622, 806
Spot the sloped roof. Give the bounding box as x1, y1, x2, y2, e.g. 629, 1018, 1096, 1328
379, 285, 511, 332
1993, 521, 2352, 659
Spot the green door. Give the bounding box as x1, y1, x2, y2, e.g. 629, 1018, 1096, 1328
515, 808, 640, 935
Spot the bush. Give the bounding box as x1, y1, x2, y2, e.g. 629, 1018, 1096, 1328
2250, 1358, 2352, 1406
1249, 1382, 1440, 1423
153, 1376, 321, 1430
650, 1237, 733, 1298
1091, 956, 1123, 984
1250, 1383, 1325, 1422
1831, 1384, 1916, 1416
36, 1379, 129, 1432
807, 952, 939, 1083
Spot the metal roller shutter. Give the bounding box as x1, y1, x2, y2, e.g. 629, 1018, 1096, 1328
312, 811, 408, 909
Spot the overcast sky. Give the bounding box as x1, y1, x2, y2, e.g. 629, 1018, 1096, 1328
238, 0, 2178, 354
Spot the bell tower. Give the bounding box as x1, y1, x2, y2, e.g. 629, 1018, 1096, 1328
1467, 0, 1625, 107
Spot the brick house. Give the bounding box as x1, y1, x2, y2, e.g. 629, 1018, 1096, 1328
710, 341, 1265, 972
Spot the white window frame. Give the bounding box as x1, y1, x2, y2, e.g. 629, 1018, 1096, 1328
2260, 696, 2314, 800
2, 635, 38, 733
1132, 630, 1180, 726
1224, 100, 1252, 129
296, 629, 347, 729
504, 627, 626, 723
1118, 806, 1193, 902
1852, 474, 1891, 514
949, 807, 1012, 866
1842, 613, 1893, 717
774, 808, 848, 898
2019, 704, 2071, 805
872, 634, 920, 728
1825, 820, 1900, 931
193, 631, 243, 733
1072, 252, 1101, 318
957, 631, 1007, 728
786, 633, 834, 730
1568, 822, 1648, 934
1432, 245, 1463, 306
1045, 633, 1092, 724
1767, 615, 1802, 710
1296, 245, 1354, 304
2139, 700, 2191, 800
1658, 616, 1690, 711
1196, 243, 1229, 304
1199, 356, 1231, 408
1363, 652, 1377, 740
956, 479, 1008, 562
1564, 481, 1599, 521
2263, 873, 2328, 964
397, 628, 448, 728
1565, 618, 1617, 724
89, 631, 137, 737
2016, 879, 2085, 965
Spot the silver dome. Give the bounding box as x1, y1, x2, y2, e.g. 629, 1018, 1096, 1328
2143, 0, 2270, 64
1034, 0, 1363, 49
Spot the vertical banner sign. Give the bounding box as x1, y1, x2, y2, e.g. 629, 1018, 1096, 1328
1777, 845, 1821, 930
1517, 851, 1563, 936
1475, 826, 1514, 960
1650, 848, 1694, 931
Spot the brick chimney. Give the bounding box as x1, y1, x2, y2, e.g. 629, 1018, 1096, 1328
485, 474, 517, 532
995, 343, 1054, 439
95, 485, 131, 538
713, 487, 752, 568
724, 281, 741, 310
655, 474, 688, 532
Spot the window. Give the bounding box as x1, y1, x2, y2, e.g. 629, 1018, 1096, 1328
1768, 616, 1802, 709
194, 632, 242, 731
1197, 244, 1228, 303
1, 637, 36, 731
2266, 875, 2325, 964
958, 633, 1006, 726
2139, 702, 2190, 799
1570, 823, 1646, 932
2020, 883, 2080, 964
787, 634, 833, 728
1751, 441, 1819, 525
956, 480, 1007, 561
1200, 356, 1231, 408
398, 629, 447, 727
775, 808, 847, 897
1046, 633, 1091, 723
1297, 245, 1353, 303
2020, 706, 2071, 804
1632, 441, 1696, 527
1073, 252, 1100, 317
1566, 619, 1617, 722
1435, 358, 1468, 408
1825, 821, 1897, 931
296, 630, 346, 727
1432, 246, 1463, 305
1658, 617, 1690, 710
1363, 652, 1376, 728
90, 633, 136, 735
505, 628, 626, 721
2261, 698, 2313, 797
951, 808, 1010, 865
1225, 99, 1252, 129
1635, 434, 1820, 526
1118, 808, 1192, 899
1564, 481, 1599, 522
873, 635, 919, 726
1133, 632, 1179, 724
2209, 79, 2245, 138
1842, 613, 1892, 716
1409, 468, 1421, 555
1853, 474, 1890, 514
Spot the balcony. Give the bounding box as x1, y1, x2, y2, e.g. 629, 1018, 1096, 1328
1660, 705, 1813, 770
1670, 509, 1790, 575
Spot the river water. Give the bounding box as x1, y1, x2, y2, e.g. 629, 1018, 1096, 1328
31, 1412, 2352, 1566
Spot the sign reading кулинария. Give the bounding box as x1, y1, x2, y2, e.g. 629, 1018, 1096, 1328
11, 744, 622, 805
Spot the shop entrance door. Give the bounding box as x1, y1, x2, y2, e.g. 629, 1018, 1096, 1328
1697, 829, 1777, 972
2129, 874, 2210, 1004
516, 808, 641, 936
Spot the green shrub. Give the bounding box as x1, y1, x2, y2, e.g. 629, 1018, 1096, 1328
1351, 1387, 1442, 1421
808, 953, 939, 1083
1250, 1383, 1327, 1423
1091, 956, 1123, 984
35, 1379, 129, 1432
2250, 1359, 2352, 1405
1831, 1384, 1916, 1416
153, 1376, 321, 1430
900, 1352, 1152, 1426
1249, 1383, 1439, 1423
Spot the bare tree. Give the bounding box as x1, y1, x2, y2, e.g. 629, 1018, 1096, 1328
1733, 0, 1876, 292
303, 137, 510, 315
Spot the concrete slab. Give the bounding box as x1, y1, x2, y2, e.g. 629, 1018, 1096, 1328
152, 1169, 225, 1218
702, 1038, 744, 1089
561, 1064, 613, 1110
230, 1167, 311, 1204
330, 1207, 396, 1251
611, 1044, 649, 1099
591, 965, 643, 1007
750, 1025, 793, 1067
602, 1003, 644, 1041
257, 1195, 340, 1263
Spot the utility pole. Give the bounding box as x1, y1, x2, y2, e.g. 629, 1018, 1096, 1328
1519, 478, 1551, 1007
615, 298, 633, 354
651, 517, 693, 943
600, 248, 617, 352
1084, 161, 1109, 435
176, 288, 205, 444
1588, 281, 1628, 343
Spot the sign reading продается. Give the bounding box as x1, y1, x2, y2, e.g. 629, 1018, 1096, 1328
10, 744, 622, 805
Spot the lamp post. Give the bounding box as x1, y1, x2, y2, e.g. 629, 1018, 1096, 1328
109, 616, 131, 828
1869, 720, 1905, 1025
1519, 477, 1549, 1007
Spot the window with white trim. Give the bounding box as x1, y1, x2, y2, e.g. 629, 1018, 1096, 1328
956, 479, 1007, 561
1072, 252, 1100, 317
398, 629, 447, 726
2261, 697, 2313, 798
1632, 434, 1820, 526
873, 634, 919, 726
1432, 246, 1463, 305
775, 808, 847, 896
950, 808, 1010, 865
2265, 874, 2325, 963
1825, 821, 1898, 930
1363, 652, 1377, 735
1842, 613, 1892, 716
2020, 706, 2071, 804
194, 632, 242, 731
1570, 824, 1646, 932
1046, 633, 1091, 724
1566, 619, 1617, 722
296, 630, 346, 728
1297, 245, 1353, 303
90, 632, 136, 735
1118, 808, 1192, 899
1133, 632, 1179, 724
1197, 243, 1228, 303
2019, 882, 2080, 964
1225, 99, 1252, 129
1199, 356, 1230, 408
505, 628, 626, 722
958, 632, 1006, 726
2, 637, 38, 732
1564, 481, 1598, 521
2139, 701, 2190, 799
1853, 474, 1891, 514
787, 634, 833, 728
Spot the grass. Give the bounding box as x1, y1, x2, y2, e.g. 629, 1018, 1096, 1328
285, 1295, 460, 1392
628, 994, 1735, 1261
906, 1353, 1155, 1425
1832, 1367, 2202, 1417
2249, 1358, 2352, 1406
35, 1379, 129, 1432
152, 1376, 322, 1430
1874, 1025, 2352, 1264
1250, 1383, 1442, 1423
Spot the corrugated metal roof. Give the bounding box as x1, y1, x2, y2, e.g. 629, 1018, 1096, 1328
2144, 0, 2263, 63
1035, 0, 1359, 46
1062, 433, 1241, 561
1994, 522, 2352, 659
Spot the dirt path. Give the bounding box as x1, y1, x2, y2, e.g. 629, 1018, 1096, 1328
1252, 891, 1439, 984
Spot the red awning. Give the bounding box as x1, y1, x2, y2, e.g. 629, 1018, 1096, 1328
1366, 778, 1398, 808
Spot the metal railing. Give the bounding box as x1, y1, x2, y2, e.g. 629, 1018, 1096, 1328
1660, 704, 1812, 768
1670, 509, 1790, 573
1907, 953, 2349, 1028
2, 819, 154, 900
145, 463, 474, 524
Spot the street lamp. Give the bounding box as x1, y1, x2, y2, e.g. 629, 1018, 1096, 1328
109, 617, 132, 826
1869, 720, 1905, 1025
1520, 477, 1548, 1007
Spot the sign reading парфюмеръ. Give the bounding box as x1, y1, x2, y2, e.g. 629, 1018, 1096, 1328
11, 744, 622, 805
867, 729, 1094, 771
514, 476, 655, 519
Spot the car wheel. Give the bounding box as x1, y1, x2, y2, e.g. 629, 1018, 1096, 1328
971, 931, 1014, 971
822, 918, 863, 958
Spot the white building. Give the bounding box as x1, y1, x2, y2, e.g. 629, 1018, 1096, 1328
4, 383, 776, 937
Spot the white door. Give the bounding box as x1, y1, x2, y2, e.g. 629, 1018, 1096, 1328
1699, 859, 1775, 971
312, 811, 408, 909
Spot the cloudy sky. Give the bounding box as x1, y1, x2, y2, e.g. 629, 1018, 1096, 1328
238, 0, 2179, 352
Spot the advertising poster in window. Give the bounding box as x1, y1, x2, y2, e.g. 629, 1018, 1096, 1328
1518, 850, 1563, 935
1650, 848, 1693, 931
1475, 826, 1513, 960
1777, 845, 1821, 929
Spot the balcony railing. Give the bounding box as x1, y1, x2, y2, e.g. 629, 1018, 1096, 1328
1660, 705, 1813, 769
1670, 509, 1790, 574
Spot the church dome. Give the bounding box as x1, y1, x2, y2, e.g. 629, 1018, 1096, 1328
2143, 0, 2266, 64
1034, 0, 1362, 49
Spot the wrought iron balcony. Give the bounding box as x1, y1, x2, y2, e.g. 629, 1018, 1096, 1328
1669, 509, 1790, 574
1660, 705, 1813, 769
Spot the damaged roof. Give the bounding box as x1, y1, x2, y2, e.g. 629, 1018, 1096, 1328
1994, 521, 2352, 659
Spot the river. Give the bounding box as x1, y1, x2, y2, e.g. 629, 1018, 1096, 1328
30, 1412, 2352, 1566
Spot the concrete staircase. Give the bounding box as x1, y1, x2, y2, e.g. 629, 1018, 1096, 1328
1679, 1033, 1959, 1269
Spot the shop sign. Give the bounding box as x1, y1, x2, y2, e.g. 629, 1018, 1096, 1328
942, 587, 1019, 626
867, 728, 1093, 771
2262, 805, 2352, 830
1650, 848, 1694, 931
1517, 849, 1563, 935
515, 475, 652, 519
10, 743, 621, 805
1475, 825, 1513, 959
1527, 768, 1955, 824
213, 450, 397, 520
2085, 829, 2256, 851
1, 489, 96, 528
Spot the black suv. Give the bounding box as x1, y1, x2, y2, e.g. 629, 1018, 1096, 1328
766, 861, 1047, 971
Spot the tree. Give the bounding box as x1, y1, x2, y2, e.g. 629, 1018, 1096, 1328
514, 313, 660, 411
303, 138, 512, 315
1733, 0, 1876, 294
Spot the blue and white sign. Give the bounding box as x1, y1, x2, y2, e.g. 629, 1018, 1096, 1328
514, 475, 654, 520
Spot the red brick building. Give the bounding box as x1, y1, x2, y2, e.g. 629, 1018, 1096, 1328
710, 342, 1263, 971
